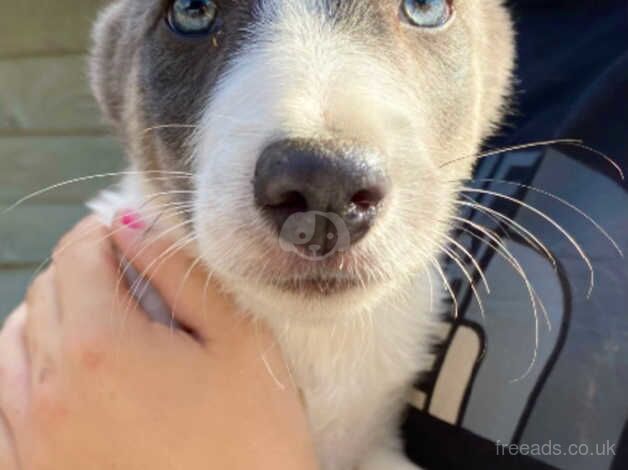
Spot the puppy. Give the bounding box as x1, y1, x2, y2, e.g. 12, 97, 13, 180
89, 1, 514, 468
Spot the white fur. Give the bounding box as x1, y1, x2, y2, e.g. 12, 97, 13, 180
190, 0, 455, 318
91, 1, 514, 468
183, 7, 454, 467
95, 175, 439, 469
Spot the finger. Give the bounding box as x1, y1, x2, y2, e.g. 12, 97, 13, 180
52, 216, 148, 338
0, 306, 30, 427
111, 210, 235, 340
24, 268, 62, 387
0, 411, 20, 470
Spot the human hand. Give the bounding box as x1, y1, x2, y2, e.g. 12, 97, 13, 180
0, 214, 317, 470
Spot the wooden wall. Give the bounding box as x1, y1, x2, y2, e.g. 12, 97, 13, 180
0, 1, 125, 316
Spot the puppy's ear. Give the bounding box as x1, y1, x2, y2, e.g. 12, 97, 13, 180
89, 1, 131, 127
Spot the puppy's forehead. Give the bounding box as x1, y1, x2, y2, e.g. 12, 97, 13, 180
136, 0, 401, 158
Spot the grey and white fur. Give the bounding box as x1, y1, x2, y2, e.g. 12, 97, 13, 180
89, 1, 515, 469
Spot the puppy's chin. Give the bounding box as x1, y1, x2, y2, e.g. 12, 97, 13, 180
227, 276, 390, 326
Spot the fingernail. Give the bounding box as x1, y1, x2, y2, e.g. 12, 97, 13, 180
120, 210, 145, 230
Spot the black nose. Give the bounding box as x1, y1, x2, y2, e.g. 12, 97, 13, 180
254, 139, 389, 254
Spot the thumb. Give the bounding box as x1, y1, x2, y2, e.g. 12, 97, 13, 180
110, 209, 235, 341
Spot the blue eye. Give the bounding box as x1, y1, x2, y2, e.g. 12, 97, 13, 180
168, 0, 218, 35
402, 0, 453, 28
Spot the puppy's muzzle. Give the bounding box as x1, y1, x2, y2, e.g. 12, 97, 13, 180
254, 138, 389, 256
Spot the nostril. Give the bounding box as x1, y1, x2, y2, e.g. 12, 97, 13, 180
255, 139, 390, 246
350, 188, 385, 211
267, 191, 308, 213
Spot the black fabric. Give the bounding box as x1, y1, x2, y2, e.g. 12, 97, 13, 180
497, 0, 628, 179
403, 2, 628, 469
611, 421, 628, 470
403, 411, 559, 470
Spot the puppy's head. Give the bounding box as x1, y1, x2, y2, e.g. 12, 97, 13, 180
91, 0, 514, 320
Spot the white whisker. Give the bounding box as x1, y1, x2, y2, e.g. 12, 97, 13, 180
428, 256, 459, 319
466, 178, 623, 257
1, 170, 193, 215
442, 233, 491, 293
456, 198, 557, 269
439, 139, 582, 169
450, 218, 548, 382
439, 244, 486, 320
461, 188, 595, 298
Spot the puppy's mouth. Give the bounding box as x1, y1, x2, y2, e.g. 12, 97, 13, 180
259, 250, 379, 296
273, 276, 364, 296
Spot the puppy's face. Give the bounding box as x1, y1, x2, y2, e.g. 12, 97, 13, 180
91, 0, 514, 320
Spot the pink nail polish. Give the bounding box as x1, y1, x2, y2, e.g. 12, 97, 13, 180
121, 210, 145, 230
